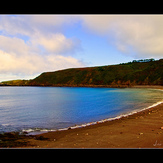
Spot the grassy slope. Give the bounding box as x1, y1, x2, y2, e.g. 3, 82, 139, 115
28, 59, 163, 87
0, 79, 29, 86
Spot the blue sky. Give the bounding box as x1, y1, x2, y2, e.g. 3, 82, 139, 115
0, 15, 162, 81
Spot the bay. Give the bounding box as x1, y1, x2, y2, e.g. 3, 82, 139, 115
0, 86, 162, 134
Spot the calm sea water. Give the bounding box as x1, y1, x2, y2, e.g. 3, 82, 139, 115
0, 87, 162, 134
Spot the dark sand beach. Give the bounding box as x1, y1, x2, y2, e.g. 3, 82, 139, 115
18, 101, 163, 148
1, 86, 163, 148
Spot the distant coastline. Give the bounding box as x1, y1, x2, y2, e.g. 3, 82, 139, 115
0, 58, 162, 87
0, 83, 163, 90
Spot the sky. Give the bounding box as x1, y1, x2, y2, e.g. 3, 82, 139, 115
0, 14, 163, 82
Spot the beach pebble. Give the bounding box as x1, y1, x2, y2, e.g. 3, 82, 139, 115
139, 133, 143, 135
160, 127, 163, 130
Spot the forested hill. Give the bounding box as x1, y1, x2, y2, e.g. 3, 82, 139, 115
1, 59, 163, 87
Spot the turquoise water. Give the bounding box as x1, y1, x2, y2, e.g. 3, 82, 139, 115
0, 87, 162, 134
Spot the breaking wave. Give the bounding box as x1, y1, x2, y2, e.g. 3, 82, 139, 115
23, 100, 163, 135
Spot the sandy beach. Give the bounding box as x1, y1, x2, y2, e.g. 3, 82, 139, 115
19, 101, 163, 148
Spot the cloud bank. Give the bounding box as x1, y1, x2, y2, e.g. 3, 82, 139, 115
80, 15, 163, 58
0, 15, 84, 80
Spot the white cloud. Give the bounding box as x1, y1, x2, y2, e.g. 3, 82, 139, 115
0, 15, 84, 81
28, 15, 77, 28
3, 15, 163, 60
31, 33, 81, 54
80, 15, 163, 58
80, 15, 115, 35
0, 48, 84, 77
0, 15, 79, 37
0, 35, 30, 55
0, 15, 34, 36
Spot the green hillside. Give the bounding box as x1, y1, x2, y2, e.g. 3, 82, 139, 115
0, 79, 29, 86
1, 59, 162, 87
27, 58, 163, 87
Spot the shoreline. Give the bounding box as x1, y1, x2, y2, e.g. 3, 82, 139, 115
0, 84, 163, 89
18, 86, 163, 135
23, 101, 163, 148
0, 86, 163, 148
25, 99, 163, 135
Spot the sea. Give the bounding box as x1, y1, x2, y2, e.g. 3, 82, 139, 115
0, 86, 162, 135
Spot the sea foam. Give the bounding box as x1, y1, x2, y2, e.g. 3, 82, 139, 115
55, 100, 163, 131
21, 100, 163, 135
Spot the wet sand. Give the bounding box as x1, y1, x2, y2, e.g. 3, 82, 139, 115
21, 101, 163, 148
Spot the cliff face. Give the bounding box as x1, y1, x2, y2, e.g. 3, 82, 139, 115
27, 59, 163, 87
